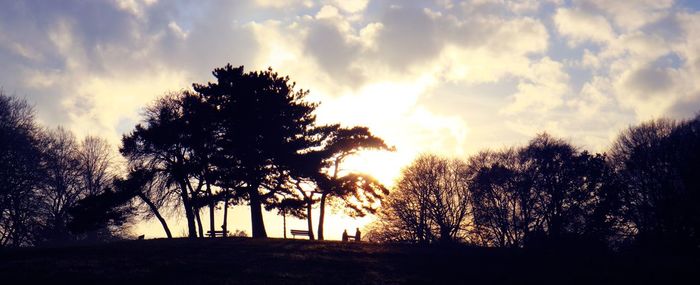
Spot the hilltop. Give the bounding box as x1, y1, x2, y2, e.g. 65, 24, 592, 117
0, 238, 697, 284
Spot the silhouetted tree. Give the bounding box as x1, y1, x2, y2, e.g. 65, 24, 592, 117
179, 93, 221, 238
0, 93, 44, 247
520, 134, 617, 247
36, 127, 84, 244
67, 186, 135, 241
266, 198, 306, 239
610, 117, 700, 248
192, 65, 321, 238
115, 168, 175, 238
78, 136, 114, 196
369, 155, 470, 244
467, 148, 531, 247
121, 94, 203, 238
468, 134, 620, 248
311, 126, 392, 240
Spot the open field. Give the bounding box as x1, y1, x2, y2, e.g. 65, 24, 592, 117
0, 238, 697, 284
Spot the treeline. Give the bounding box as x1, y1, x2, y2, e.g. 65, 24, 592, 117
0, 95, 122, 246
1, 65, 392, 246
3, 64, 698, 250
367, 118, 700, 250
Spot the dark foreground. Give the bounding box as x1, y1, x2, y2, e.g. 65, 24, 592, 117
0, 238, 697, 284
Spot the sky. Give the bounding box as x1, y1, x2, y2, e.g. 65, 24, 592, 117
2, 0, 700, 239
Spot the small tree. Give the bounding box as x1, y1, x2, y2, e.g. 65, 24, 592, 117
266, 198, 306, 239
312, 126, 392, 240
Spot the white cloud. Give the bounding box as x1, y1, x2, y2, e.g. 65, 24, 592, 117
554, 7, 616, 46
327, 0, 369, 14
502, 57, 569, 114
255, 0, 314, 9
66, 69, 188, 144
580, 0, 673, 31
113, 0, 158, 18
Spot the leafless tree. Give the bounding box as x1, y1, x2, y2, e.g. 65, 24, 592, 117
0, 93, 44, 246
368, 154, 470, 244
78, 136, 114, 197
37, 127, 83, 243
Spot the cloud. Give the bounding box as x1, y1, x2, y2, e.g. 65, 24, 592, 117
327, 0, 369, 14
578, 0, 674, 31
373, 6, 442, 71
502, 57, 569, 114
1, 0, 700, 177
554, 7, 616, 46
255, 0, 314, 9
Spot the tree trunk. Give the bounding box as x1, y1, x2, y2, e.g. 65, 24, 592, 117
306, 202, 315, 240
195, 207, 204, 238
249, 187, 267, 238
207, 182, 215, 238
179, 180, 198, 238
222, 190, 229, 237
317, 193, 327, 240
283, 214, 287, 239
137, 193, 172, 238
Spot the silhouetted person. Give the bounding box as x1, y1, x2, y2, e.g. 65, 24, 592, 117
342, 230, 348, 242
355, 228, 361, 242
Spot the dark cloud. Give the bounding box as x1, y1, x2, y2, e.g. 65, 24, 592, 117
624, 63, 675, 98
145, 0, 259, 78
668, 92, 700, 119
374, 6, 441, 71
305, 19, 363, 86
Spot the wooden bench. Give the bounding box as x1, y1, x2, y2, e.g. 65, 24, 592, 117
206, 230, 229, 237
290, 229, 311, 239
342, 230, 361, 242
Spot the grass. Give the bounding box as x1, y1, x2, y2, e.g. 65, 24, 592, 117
0, 238, 697, 284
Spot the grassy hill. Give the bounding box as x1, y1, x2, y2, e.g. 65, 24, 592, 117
0, 238, 697, 284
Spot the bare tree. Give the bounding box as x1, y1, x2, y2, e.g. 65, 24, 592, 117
0, 93, 44, 247
467, 149, 530, 247
37, 127, 83, 243
609, 118, 700, 248
468, 134, 619, 248
78, 136, 114, 196
368, 154, 470, 244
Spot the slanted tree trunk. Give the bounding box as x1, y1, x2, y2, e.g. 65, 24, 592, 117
317, 193, 328, 240
249, 187, 267, 238
195, 207, 204, 238
179, 180, 197, 238
137, 193, 172, 238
